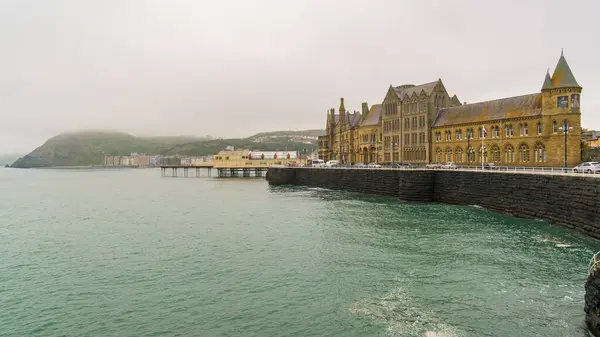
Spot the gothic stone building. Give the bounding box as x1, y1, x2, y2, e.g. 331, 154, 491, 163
318, 51, 582, 167
431, 52, 581, 167
318, 98, 362, 163
380, 80, 461, 164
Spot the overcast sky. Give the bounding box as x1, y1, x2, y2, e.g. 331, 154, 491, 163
1, 0, 599, 153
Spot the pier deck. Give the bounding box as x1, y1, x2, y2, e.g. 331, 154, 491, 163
160, 165, 268, 178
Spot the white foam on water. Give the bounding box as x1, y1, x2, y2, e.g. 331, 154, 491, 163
532, 235, 576, 248
348, 287, 462, 337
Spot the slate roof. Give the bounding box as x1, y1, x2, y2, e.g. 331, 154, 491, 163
332, 111, 361, 127
541, 71, 553, 90
432, 93, 542, 128
360, 104, 382, 126
393, 81, 438, 98
347, 112, 361, 127
550, 53, 580, 88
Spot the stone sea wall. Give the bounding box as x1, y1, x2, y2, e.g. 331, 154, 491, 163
266, 168, 600, 239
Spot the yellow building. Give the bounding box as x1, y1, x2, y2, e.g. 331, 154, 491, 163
380, 80, 461, 164
318, 98, 363, 163
211, 150, 304, 168
431, 51, 581, 167
318, 51, 583, 167
357, 103, 382, 163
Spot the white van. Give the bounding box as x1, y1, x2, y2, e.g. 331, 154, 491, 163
310, 159, 326, 167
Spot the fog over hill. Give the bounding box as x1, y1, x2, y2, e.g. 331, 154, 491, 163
10, 129, 322, 168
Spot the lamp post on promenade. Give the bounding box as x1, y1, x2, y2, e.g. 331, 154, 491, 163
559, 120, 573, 172
467, 132, 471, 166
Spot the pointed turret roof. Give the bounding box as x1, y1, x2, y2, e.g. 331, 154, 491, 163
339, 97, 346, 113
541, 69, 553, 90
550, 50, 581, 89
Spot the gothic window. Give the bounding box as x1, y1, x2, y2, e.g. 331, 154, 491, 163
537, 122, 542, 135
519, 144, 530, 163
553, 120, 558, 133
516, 124, 522, 136
490, 145, 500, 162
455, 148, 463, 163
534, 143, 546, 163
436, 148, 442, 162
504, 144, 515, 163
446, 148, 452, 162
524, 123, 528, 136
478, 127, 482, 138
477, 146, 488, 163
467, 146, 475, 163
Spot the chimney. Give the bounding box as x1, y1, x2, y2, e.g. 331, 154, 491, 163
361, 102, 369, 115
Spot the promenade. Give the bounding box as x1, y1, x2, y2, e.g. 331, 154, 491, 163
278, 165, 600, 178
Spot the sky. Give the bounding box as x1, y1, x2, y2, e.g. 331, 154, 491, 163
1, 0, 599, 154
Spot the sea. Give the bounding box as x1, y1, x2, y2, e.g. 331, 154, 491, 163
0, 167, 597, 337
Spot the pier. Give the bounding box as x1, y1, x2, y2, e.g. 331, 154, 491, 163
160, 165, 268, 178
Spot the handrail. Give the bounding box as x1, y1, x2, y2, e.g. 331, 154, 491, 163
589, 251, 600, 276
275, 164, 600, 177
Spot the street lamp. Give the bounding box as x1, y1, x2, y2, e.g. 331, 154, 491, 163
559, 120, 573, 172
467, 132, 471, 166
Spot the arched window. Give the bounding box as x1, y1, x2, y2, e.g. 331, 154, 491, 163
537, 122, 542, 135
519, 144, 530, 163
534, 143, 546, 163
477, 146, 488, 163
490, 145, 500, 162
455, 148, 463, 163
436, 148, 442, 162
446, 148, 452, 162
519, 123, 523, 136
504, 144, 515, 163
524, 123, 528, 136
553, 120, 558, 133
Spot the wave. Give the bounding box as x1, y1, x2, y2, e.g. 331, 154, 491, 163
349, 287, 460, 337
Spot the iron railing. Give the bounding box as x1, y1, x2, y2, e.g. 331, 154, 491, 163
270, 164, 600, 177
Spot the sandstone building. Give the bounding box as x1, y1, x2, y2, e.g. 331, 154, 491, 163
318, 51, 582, 167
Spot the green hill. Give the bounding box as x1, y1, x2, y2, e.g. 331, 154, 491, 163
0, 154, 23, 167
10, 130, 321, 168
10, 131, 206, 168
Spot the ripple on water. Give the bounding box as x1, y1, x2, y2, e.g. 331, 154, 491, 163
0, 169, 598, 337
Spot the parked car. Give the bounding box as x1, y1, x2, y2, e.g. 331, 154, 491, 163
367, 162, 382, 168
325, 160, 339, 168
440, 162, 457, 169
391, 162, 413, 169
353, 163, 367, 168
483, 162, 496, 170
573, 162, 600, 174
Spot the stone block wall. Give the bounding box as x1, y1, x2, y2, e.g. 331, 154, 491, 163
267, 167, 600, 239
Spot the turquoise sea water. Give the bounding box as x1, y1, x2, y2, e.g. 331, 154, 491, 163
0, 168, 597, 337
